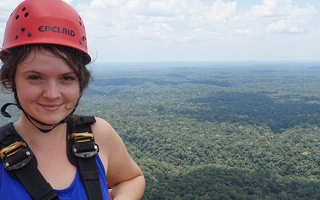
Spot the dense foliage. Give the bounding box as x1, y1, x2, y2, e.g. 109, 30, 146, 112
2, 61, 320, 199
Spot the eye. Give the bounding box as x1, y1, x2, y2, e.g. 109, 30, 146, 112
61, 75, 77, 82
27, 75, 42, 81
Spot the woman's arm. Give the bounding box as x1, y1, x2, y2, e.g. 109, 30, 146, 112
92, 117, 145, 200
110, 175, 145, 200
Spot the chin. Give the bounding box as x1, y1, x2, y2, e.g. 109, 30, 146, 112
36, 113, 68, 125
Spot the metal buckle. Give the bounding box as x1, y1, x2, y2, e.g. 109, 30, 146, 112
0, 141, 32, 170
69, 132, 99, 158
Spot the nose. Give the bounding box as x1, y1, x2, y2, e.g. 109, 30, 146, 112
42, 81, 61, 99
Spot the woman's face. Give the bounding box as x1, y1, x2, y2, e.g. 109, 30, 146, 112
14, 48, 80, 125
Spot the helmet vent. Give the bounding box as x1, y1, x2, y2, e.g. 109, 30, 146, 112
15, 15, 19, 20
28, 32, 32, 37
22, 7, 26, 12
24, 13, 29, 18
79, 16, 85, 30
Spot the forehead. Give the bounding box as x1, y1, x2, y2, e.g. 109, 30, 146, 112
17, 48, 74, 74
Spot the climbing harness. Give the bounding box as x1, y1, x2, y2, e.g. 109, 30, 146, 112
0, 115, 103, 200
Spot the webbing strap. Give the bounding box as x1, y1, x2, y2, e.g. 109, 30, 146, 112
68, 115, 103, 200
0, 123, 59, 200
14, 165, 59, 200
0, 115, 103, 200
78, 156, 103, 200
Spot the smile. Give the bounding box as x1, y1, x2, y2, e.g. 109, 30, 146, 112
38, 103, 62, 111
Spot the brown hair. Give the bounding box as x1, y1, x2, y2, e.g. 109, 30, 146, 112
0, 45, 92, 94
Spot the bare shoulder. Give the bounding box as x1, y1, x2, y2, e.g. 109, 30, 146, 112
90, 117, 119, 159
90, 117, 144, 188
91, 117, 115, 139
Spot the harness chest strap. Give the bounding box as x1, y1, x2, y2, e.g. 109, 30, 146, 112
0, 115, 103, 200
67, 116, 103, 200
0, 123, 58, 200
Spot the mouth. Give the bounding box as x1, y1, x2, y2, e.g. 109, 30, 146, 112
39, 103, 63, 111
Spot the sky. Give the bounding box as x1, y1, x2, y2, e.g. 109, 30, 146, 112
0, 0, 319, 63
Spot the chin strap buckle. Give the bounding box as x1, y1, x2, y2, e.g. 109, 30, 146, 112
68, 132, 99, 158
0, 141, 33, 170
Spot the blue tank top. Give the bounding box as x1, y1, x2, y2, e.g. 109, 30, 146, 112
0, 155, 110, 200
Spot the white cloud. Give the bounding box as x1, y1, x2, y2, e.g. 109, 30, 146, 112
0, 0, 319, 61
62, 0, 73, 4
136, 23, 174, 41
89, 0, 124, 8
266, 20, 305, 34
244, 0, 319, 35
205, 0, 238, 22
246, 0, 294, 17
0, 0, 21, 21
0, 0, 22, 43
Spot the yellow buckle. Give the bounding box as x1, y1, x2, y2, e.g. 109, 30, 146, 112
0, 141, 32, 170
0, 141, 26, 159
69, 132, 98, 158
68, 132, 93, 142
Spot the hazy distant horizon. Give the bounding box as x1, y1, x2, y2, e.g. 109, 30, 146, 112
89, 60, 320, 69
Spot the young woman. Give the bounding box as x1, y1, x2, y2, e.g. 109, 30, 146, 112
0, 0, 145, 199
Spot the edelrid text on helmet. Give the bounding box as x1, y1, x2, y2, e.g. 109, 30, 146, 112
38, 26, 76, 37
1, 0, 91, 64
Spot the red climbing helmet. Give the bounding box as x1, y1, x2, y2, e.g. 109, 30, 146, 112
1, 0, 91, 63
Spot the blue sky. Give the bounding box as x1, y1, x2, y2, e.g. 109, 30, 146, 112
1, 0, 319, 63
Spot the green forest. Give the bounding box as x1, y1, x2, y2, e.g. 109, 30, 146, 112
2, 61, 320, 199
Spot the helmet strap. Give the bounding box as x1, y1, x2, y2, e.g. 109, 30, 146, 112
1, 102, 77, 133
22, 108, 76, 133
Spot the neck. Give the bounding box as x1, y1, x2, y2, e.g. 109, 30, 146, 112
22, 110, 69, 133
14, 116, 67, 148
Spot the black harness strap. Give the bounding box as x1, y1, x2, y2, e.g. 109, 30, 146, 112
0, 115, 103, 200
67, 115, 103, 200
0, 123, 58, 200
14, 166, 58, 200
